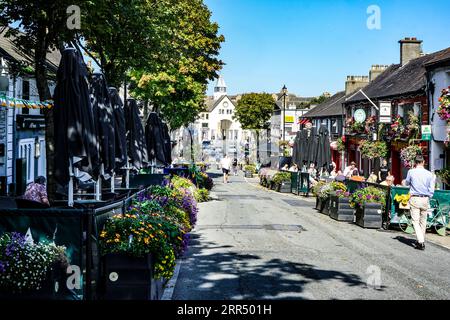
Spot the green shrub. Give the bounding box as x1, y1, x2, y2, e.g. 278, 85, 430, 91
194, 188, 210, 203
244, 165, 256, 174
272, 172, 291, 185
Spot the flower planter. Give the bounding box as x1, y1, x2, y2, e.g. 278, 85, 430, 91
245, 171, 254, 178
329, 196, 354, 222
101, 253, 163, 300
315, 197, 322, 211
276, 182, 292, 193
319, 197, 330, 215
355, 203, 383, 229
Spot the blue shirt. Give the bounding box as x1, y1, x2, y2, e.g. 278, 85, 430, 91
405, 167, 435, 197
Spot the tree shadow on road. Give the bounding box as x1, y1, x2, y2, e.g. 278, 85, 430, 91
174, 233, 370, 300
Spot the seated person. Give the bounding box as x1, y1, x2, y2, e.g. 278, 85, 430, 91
22, 176, 50, 206
289, 164, 299, 172
367, 171, 378, 183
380, 175, 395, 187
334, 170, 346, 182
308, 163, 318, 186
281, 164, 289, 171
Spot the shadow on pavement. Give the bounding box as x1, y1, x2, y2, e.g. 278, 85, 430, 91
393, 236, 416, 248
175, 233, 370, 300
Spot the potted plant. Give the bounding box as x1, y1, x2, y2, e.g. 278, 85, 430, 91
329, 183, 353, 222
244, 164, 256, 178
394, 193, 411, 210
318, 182, 334, 215
313, 181, 326, 210
350, 186, 387, 229
272, 172, 292, 193
359, 140, 388, 159
99, 213, 177, 300
0, 232, 69, 299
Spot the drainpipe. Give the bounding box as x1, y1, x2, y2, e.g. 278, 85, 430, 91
11, 73, 16, 196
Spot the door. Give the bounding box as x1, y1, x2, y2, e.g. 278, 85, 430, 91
37, 137, 46, 178
18, 138, 35, 184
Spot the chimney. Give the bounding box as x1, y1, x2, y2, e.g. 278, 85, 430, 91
369, 65, 389, 82
399, 37, 423, 66
345, 76, 369, 95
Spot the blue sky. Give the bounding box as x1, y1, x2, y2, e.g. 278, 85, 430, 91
205, 0, 450, 97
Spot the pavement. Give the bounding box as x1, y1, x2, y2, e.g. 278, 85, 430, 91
170, 171, 450, 300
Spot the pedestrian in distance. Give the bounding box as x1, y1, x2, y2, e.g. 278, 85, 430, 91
232, 157, 238, 176
405, 156, 436, 251
220, 154, 232, 184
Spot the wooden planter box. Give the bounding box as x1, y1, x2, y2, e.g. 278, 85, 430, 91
329, 196, 354, 222
101, 253, 164, 300
319, 197, 330, 215
276, 182, 292, 193
355, 203, 383, 229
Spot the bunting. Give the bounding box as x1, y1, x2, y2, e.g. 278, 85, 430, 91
0, 94, 53, 109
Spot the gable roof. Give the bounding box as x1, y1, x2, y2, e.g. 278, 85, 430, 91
205, 95, 236, 112
0, 26, 60, 74
346, 47, 450, 104
425, 47, 450, 69
302, 91, 346, 118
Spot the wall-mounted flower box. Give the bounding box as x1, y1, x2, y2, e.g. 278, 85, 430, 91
355, 203, 383, 229
329, 196, 354, 222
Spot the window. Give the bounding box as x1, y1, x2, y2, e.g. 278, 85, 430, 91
227, 110, 232, 115
202, 123, 208, 128
206, 114, 209, 120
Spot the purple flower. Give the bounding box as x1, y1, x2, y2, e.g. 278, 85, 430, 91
0, 260, 7, 273
358, 194, 363, 199
366, 195, 372, 200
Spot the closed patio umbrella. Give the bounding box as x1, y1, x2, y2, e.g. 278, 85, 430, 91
109, 87, 127, 171
145, 112, 169, 165
316, 124, 332, 169
90, 73, 115, 178
125, 99, 148, 170
53, 48, 99, 186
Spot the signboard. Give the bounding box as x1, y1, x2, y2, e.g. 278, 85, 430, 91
379, 101, 392, 124
284, 115, 295, 124
421, 125, 432, 141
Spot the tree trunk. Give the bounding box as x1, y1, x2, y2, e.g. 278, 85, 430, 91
188, 128, 194, 164
35, 35, 56, 201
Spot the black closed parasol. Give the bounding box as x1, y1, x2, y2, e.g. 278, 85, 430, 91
125, 99, 148, 170
90, 73, 115, 178
145, 112, 169, 166
316, 124, 332, 169
162, 121, 172, 165
53, 48, 100, 187
109, 87, 127, 171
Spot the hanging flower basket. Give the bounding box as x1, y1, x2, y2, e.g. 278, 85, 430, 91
400, 145, 422, 168
359, 141, 388, 159
437, 87, 450, 122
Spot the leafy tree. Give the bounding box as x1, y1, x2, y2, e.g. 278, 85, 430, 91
234, 93, 275, 162
0, 0, 84, 199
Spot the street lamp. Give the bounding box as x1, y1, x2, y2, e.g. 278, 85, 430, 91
281, 85, 288, 149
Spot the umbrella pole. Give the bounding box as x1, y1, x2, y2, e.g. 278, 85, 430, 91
125, 161, 130, 189
111, 172, 115, 193
68, 159, 74, 207
95, 165, 103, 201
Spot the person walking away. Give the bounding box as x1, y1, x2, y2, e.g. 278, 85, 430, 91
220, 154, 232, 183
23, 176, 50, 206
232, 157, 238, 176
405, 156, 435, 251
378, 159, 391, 183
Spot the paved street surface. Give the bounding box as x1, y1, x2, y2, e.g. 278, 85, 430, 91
172, 171, 450, 300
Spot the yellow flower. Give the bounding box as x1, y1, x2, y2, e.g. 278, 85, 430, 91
100, 231, 107, 238
114, 239, 120, 243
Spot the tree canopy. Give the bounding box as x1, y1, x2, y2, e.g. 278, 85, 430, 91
234, 93, 275, 131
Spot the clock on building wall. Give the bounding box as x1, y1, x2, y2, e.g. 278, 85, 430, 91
354, 109, 367, 123
223, 101, 229, 108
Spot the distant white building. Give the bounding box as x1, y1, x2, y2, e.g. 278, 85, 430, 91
172, 76, 250, 163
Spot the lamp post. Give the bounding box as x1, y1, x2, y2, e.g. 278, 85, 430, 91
281, 85, 288, 153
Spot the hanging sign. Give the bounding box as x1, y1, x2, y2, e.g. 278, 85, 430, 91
379, 101, 392, 124
421, 125, 432, 141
